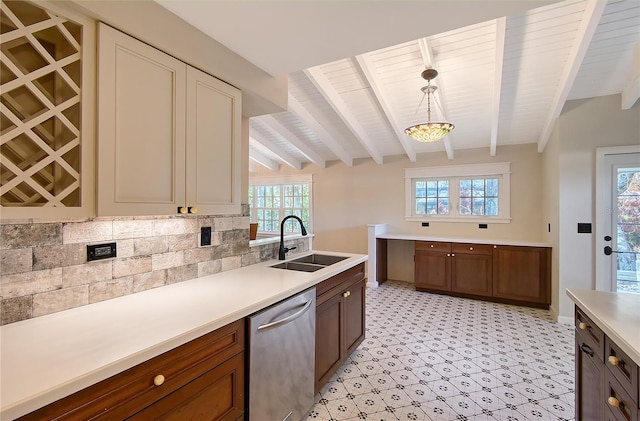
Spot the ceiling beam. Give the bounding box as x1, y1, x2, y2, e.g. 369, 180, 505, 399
249, 147, 280, 172
258, 115, 326, 168
304, 66, 384, 165
621, 42, 640, 110
249, 132, 302, 170
537, 0, 606, 153
418, 38, 454, 160
490, 17, 506, 157
355, 53, 417, 162
287, 93, 354, 167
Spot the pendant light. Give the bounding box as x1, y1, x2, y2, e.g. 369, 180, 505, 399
404, 68, 454, 142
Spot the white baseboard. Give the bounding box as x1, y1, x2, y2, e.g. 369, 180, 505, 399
557, 315, 573, 325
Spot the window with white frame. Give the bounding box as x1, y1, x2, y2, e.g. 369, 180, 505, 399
405, 163, 511, 223
249, 175, 312, 234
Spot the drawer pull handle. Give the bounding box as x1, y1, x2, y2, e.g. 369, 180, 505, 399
154, 374, 165, 386
608, 356, 620, 366
469, 247, 473, 250
578, 322, 587, 330
607, 397, 620, 408
580, 343, 594, 357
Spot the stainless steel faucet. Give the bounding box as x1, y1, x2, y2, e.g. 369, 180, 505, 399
279, 215, 308, 260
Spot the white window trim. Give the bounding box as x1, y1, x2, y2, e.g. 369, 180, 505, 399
249, 174, 313, 233
405, 162, 511, 223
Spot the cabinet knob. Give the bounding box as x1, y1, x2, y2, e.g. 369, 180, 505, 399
154, 374, 165, 386
342, 291, 350, 298
493, 245, 497, 249
578, 322, 587, 330
178, 207, 188, 214
608, 356, 620, 366
607, 396, 620, 408
469, 247, 473, 251
430, 244, 434, 248
189, 206, 198, 214
451, 254, 455, 257
447, 253, 450, 257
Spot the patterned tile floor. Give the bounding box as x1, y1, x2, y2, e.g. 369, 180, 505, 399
304, 280, 575, 421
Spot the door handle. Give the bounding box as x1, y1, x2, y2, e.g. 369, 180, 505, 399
604, 246, 638, 256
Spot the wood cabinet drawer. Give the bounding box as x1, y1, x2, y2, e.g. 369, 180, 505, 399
316, 263, 365, 306
128, 352, 244, 421
415, 241, 451, 253
575, 307, 604, 361
452, 243, 493, 255
606, 337, 639, 405
606, 369, 639, 421
19, 319, 245, 420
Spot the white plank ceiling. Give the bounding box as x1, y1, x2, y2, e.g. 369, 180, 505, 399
160, 0, 640, 170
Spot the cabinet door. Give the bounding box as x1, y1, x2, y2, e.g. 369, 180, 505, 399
344, 278, 366, 356
415, 250, 451, 292
576, 338, 604, 421
98, 23, 186, 216
492, 246, 550, 305
315, 293, 343, 394
128, 353, 244, 421
185, 66, 241, 215
451, 253, 492, 297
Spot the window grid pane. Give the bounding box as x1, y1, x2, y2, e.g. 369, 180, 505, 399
414, 179, 449, 215
459, 178, 499, 216
250, 182, 311, 233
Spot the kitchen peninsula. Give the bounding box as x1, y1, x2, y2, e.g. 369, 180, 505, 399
0, 251, 366, 420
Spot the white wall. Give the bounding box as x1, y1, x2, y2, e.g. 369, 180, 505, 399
554, 94, 640, 321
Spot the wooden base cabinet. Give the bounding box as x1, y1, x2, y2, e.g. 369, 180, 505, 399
574, 306, 640, 421
315, 264, 366, 394
493, 245, 550, 306
415, 241, 451, 292
414, 241, 550, 308
18, 320, 245, 421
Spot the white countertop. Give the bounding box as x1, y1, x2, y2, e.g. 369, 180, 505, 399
566, 289, 640, 366
377, 232, 551, 248
0, 250, 367, 420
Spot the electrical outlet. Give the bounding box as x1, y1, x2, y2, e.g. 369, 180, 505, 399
421, 222, 429, 227
479, 223, 488, 229
87, 243, 116, 261
200, 227, 212, 246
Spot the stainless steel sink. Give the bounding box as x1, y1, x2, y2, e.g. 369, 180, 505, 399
291, 254, 348, 266
270, 261, 325, 272
270, 254, 348, 272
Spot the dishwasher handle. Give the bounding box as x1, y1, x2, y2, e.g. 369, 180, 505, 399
257, 299, 313, 331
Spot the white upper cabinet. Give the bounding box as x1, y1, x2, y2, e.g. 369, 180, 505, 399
0, 1, 95, 219
97, 24, 241, 216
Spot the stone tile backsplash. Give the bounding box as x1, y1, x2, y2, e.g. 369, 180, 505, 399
0, 210, 309, 325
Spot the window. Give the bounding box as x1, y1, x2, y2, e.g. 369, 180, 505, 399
405, 163, 511, 223
249, 175, 312, 234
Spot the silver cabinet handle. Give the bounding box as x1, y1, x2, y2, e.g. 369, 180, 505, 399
257, 299, 313, 331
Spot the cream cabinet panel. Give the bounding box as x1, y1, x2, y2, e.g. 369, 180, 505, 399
98, 23, 186, 216
186, 66, 241, 215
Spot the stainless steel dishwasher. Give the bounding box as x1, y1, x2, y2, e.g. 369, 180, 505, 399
247, 287, 316, 421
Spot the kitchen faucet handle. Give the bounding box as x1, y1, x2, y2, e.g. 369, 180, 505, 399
284, 246, 297, 254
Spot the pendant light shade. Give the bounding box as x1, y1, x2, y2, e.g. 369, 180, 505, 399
405, 68, 454, 142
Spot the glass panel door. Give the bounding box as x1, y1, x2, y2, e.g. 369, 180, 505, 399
614, 166, 640, 293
